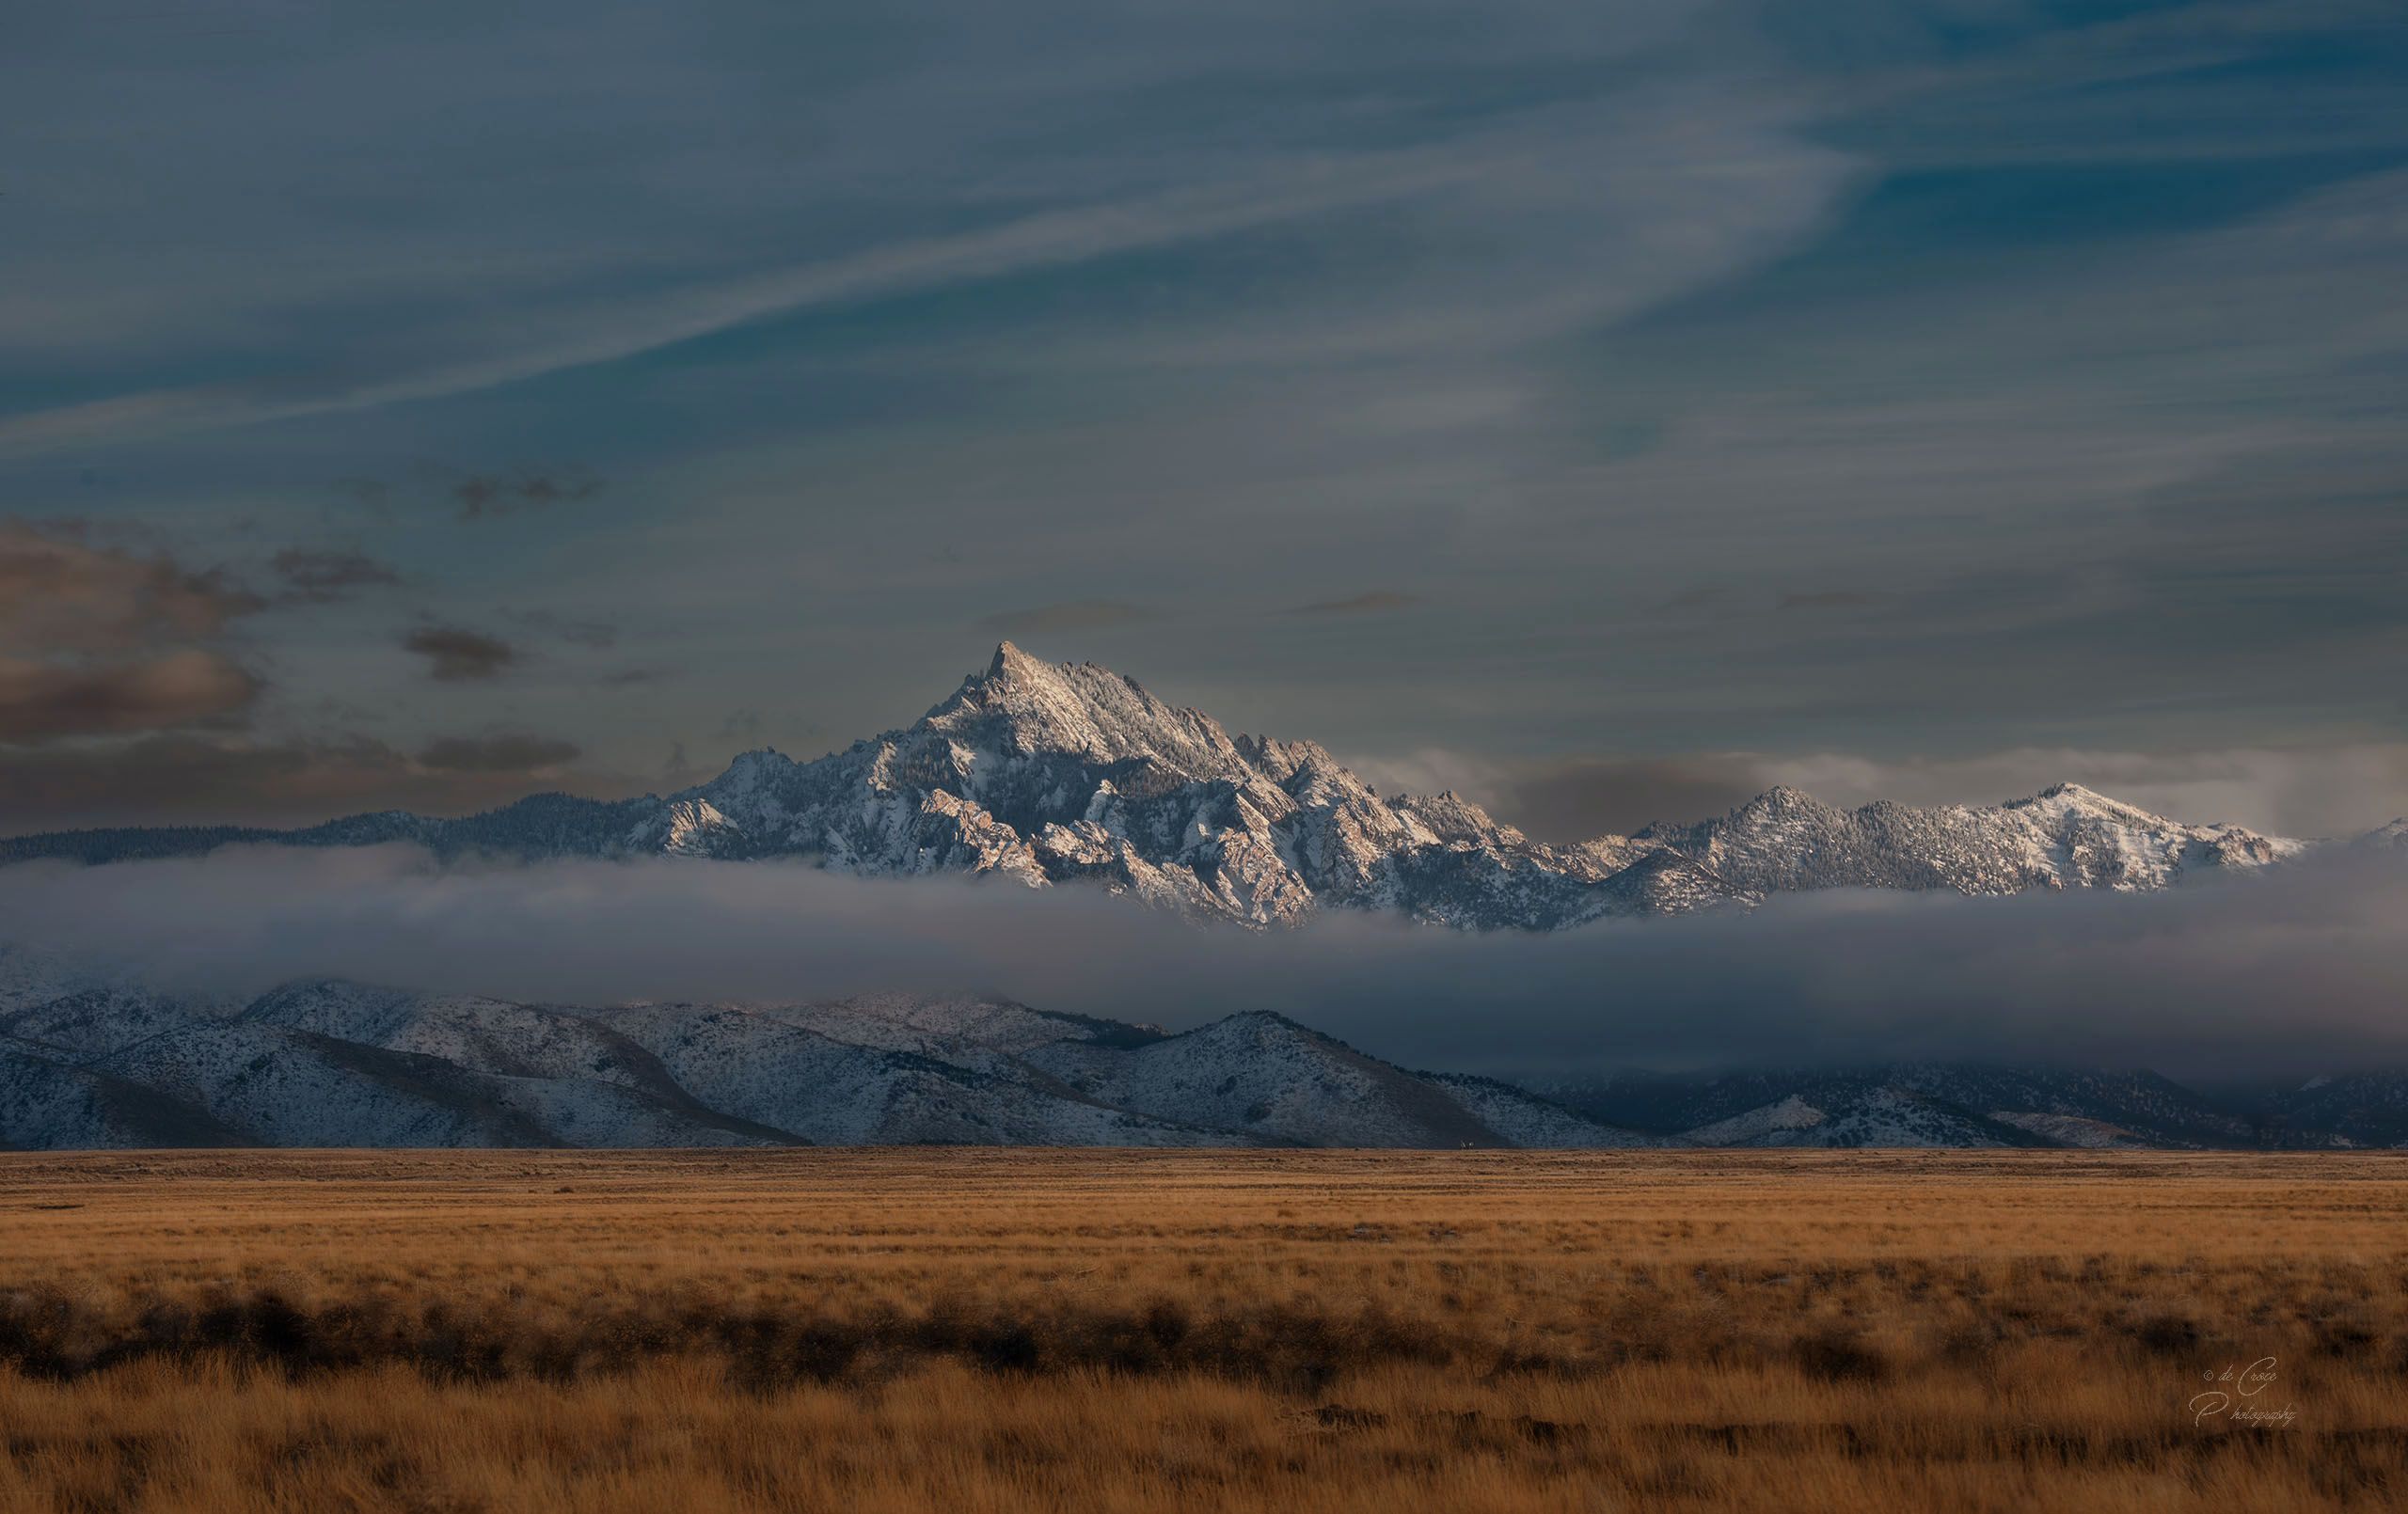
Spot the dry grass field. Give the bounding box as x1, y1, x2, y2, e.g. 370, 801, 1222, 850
1, 1149, 2402, 1512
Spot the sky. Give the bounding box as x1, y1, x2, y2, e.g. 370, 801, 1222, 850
4, 0, 2405, 841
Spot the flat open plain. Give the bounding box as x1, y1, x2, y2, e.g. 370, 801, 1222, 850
1, 1149, 2403, 1512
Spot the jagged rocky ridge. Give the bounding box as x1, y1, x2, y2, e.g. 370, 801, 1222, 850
0, 642, 2369, 930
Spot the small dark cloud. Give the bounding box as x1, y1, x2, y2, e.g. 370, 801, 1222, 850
1777, 589, 1898, 613
452, 468, 603, 522
402, 625, 517, 682
1290, 590, 1419, 616
0, 650, 258, 743
599, 666, 669, 688
415, 733, 581, 773
0, 523, 265, 742
982, 599, 1154, 635
269, 548, 400, 602
719, 707, 765, 741
1, 522, 261, 653
330, 469, 605, 524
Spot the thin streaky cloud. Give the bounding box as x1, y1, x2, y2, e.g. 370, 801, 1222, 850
0, 150, 1501, 459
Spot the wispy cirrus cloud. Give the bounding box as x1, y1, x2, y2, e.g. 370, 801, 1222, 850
0, 144, 1533, 459
0, 1, 2400, 823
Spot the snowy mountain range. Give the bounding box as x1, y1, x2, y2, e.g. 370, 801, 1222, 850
6, 948, 2401, 1150
0, 948, 1652, 1150
1536, 1066, 2272, 1150
3, 641, 2371, 931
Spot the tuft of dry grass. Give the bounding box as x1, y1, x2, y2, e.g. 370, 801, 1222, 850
0, 1148, 2402, 1512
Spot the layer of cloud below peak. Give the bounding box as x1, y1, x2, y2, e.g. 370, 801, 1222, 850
2, 844, 2402, 1083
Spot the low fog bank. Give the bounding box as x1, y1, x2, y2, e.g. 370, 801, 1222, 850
4, 845, 2404, 1081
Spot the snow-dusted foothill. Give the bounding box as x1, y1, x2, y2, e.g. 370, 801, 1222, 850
0, 948, 1651, 1150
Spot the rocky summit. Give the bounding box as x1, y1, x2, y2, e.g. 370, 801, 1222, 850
1, 642, 2351, 930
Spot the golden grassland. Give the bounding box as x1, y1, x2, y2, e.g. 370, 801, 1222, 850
0, 1148, 2403, 1512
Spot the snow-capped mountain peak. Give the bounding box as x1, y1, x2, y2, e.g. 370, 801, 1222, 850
2357, 817, 2408, 850
0, 643, 2346, 929
2011, 781, 2160, 825
924, 640, 1250, 777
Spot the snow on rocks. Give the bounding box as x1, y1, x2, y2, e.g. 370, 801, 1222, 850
0, 644, 2334, 930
